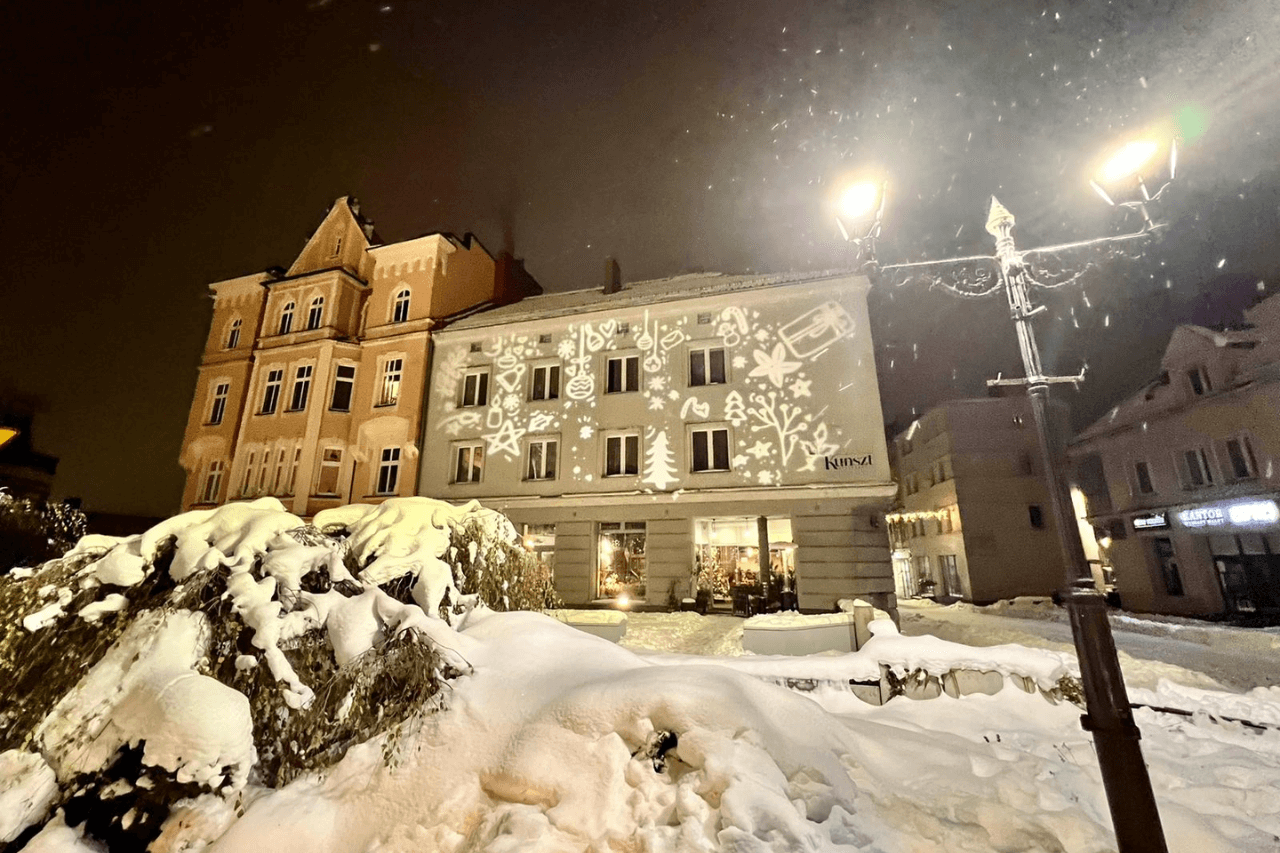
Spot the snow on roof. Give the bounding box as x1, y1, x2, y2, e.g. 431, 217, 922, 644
439, 269, 863, 331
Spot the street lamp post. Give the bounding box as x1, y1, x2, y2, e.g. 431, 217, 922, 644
841, 144, 1175, 853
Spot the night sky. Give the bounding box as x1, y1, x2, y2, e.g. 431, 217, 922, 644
3, 0, 1279, 516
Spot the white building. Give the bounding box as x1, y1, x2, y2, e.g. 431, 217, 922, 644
1070, 292, 1280, 617
418, 269, 898, 612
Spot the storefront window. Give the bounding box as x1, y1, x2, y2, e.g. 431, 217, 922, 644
692, 517, 794, 598
597, 522, 646, 599
1152, 537, 1184, 596
522, 523, 556, 574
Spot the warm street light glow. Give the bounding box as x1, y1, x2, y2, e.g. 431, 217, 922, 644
838, 180, 883, 220
0, 427, 18, 450
1098, 140, 1158, 183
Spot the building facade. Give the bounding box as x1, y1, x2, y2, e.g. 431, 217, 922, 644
178, 197, 540, 516
886, 396, 1072, 603
1070, 293, 1280, 618
418, 271, 897, 612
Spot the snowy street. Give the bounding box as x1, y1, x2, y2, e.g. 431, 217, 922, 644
897, 599, 1280, 693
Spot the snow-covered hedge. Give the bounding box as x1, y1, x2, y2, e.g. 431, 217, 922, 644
0, 496, 556, 849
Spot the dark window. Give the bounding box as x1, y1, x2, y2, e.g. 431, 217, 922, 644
1153, 537, 1184, 596
531, 365, 560, 401
307, 297, 324, 330
1226, 437, 1257, 480
454, 444, 484, 483
689, 348, 727, 386
330, 364, 355, 411
697, 312, 713, 325
526, 439, 558, 480
538, 333, 552, 344
1184, 448, 1213, 487
606, 355, 640, 393
279, 302, 294, 335
316, 448, 342, 494
462, 370, 489, 407
289, 365, 313, 411
260, 369, 283, 414
691, 427, 730, 471
377, 447, 400, 494
1187, 367, 1208, 396
605, 434, 639, 476
208, 382, 229, 425
1028, 505, 1045, 528
617, 322, 630, 334
379, 358, 403, 406
392, 289, 410, 323
470, 342, 482, 353
1134, 461, 1154, 494
226, 320, 241, 349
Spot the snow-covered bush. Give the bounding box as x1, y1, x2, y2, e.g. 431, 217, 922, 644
0, 496, 552, 848
0, 491, 87, 575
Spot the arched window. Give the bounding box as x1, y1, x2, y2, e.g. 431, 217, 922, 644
225, 318, 241, 349
307, 296, 324, 330
392, 288, 411, 324
279, 302, 295, 335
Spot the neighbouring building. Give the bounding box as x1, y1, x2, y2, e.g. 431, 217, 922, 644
1070, 292, 1280, 618
178, 197, 540, 516
0, 409, 58, 501
418, 269, 897, 612
886, 395, 1072, 603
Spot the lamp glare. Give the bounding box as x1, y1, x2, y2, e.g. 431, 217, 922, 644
1099, 140, 1158, 183
839, 181, 881, 220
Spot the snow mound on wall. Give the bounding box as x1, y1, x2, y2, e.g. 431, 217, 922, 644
0, 750, 58, 844
864, 618, 1073, 689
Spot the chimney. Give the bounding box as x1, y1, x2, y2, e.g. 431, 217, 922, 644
604, 257, 622, 294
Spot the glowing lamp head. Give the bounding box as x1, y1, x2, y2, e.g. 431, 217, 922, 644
838, 181, 882, 221
1098, 140, 1158, 183
617, 592, 630, 609
0, 427, 18, 450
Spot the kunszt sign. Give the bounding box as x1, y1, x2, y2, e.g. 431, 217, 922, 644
1175, 498, 1280, 531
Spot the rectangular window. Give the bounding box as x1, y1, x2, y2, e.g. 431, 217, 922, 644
241, 451, 256, 497
1133, 460, 1154, 494
1183, 448, 1214, 488
330, 364, 356, 411
377, 447, 401, 495
316, 448, 342, 495
597, 521, 646, 599
690, 426, 730, 471
689, 347, 727, 386
939, 554, 962, 597
208, 382, 229, 425
461, 369, 489, 407
379, 358, 403, 406
526, 437, 559, 480
605, 433, 640, 476
289, 365, 313, 411
201, 460, 224, 503
538, 333, 553, 344
530, 364, 560, 401
287, 447, 301, 495
605, 355, 640, 393
272, 449, 286, 494
260, 369, 283, 414
1028, 505, 1045, 529
453, 443, 485, 483
1226, 436, 1257, 480
1187, 367, 1209, 396
1152, 537, 1184, 596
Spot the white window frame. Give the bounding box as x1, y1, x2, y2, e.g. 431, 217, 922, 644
378, 357, 403, 407
1181, 447, 1215, 489
604, 431, 641, 477
286, 447, 301, 495
392, 288, 411, 323
529, 363, 561, 401
453, 442, 485, 484
605, 353, 640, 394
279, 301, 295, 335
225, 319, 241, 350
1225, 434, 1258, 480
260, 368, 284, 414
460, 367, 490, 407
525, 436, 559, 481
288, 364, 313, 411
241, 450, 257, 497
316, 447, 343, 495
688, 345, 727, 387
376, 446, 401, 495
330, 363, 356, 412
306, 296, 324, 330
208, 381, 229, 425
272, 448, 287, 495
689, 424, 731, 472
201, 460, 225, 504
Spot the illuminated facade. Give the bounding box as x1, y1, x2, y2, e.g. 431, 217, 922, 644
418, 271, 897, 612
178, 197, 540, 516
1070, 292, 1280, 617
886, 396, 1071, 603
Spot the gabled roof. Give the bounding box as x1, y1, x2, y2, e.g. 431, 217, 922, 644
285, 196, 380, 278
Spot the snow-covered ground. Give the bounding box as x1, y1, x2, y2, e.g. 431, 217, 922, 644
897, 598, 1280, 693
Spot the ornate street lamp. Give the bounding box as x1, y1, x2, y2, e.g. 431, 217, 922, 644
843, 139, 1175, 853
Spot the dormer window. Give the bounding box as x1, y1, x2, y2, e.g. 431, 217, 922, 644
393, 288, 411, 324
331, 237, 342, 258
307, 296, 324, 330
1187, 367, 1210, 396
225, 319, 241, 349
279, 302, 295, 335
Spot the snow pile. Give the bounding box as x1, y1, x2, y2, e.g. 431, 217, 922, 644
0, 750, 58, 844
746, 610, 854, 628
548, 608, 628, 625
